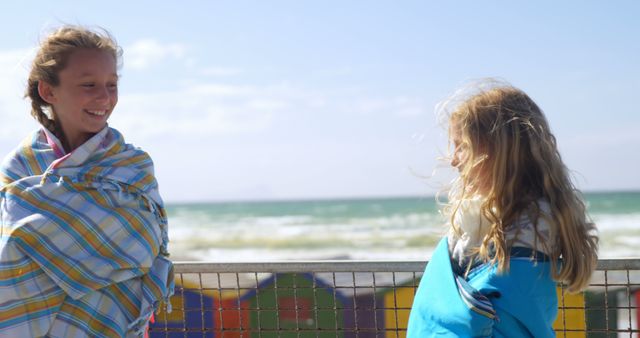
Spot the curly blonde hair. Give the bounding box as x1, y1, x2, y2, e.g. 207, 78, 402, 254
25, 25, 122, 141
443, 80, 598, 292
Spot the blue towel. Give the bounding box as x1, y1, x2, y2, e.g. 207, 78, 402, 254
407, 238, 557, 337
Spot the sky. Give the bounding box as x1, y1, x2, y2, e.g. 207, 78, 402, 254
0, 1, 638, 203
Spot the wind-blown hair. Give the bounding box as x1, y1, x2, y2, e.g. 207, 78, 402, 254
442, 80, 598, 292
25, 25, 122, 141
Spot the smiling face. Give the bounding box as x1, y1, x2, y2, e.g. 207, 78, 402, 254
39, 48, 118, 151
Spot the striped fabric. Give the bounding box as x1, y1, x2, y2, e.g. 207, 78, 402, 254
454, 275, 497, 319
0, 127, 174, 337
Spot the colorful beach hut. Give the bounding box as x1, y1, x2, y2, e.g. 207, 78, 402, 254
239, 272, 348, 337
342, 289, 386, 337
149, 283, 216, 338
583, 287, 640, 337
149, 276, 252, 337
148, 272, 639, 336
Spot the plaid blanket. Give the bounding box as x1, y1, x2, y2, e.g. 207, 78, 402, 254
0, 127, 173, 337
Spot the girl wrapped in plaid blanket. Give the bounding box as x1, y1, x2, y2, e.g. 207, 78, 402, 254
0, 26, 173, 337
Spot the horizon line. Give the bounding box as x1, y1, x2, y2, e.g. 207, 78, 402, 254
164, 188, 640, 206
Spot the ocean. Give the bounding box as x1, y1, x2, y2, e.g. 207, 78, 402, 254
165, 191, 640, 261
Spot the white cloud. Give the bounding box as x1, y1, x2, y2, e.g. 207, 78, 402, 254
112, 75, 354, 138
111, 74, 429, 141
246, 99, 289, 111
0, 49, 31, 70
0, 48, 39, 146
112, 83, 279, 137
0, 48, 33, 95
560, 126, 640, 149
202, 67, 244, 77
124, 39, 186, 70
189, 83, 253, 97
347, 96, 427, 117
312, 66, 354, 77
393, 97, 427, 117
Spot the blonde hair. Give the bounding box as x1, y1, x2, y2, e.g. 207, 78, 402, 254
25, 25, 122, 141
443, 80, 598, 292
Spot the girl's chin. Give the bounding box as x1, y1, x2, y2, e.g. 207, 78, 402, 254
87, 123, 108, 132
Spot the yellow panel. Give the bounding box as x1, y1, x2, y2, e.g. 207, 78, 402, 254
384, 286, 416, 338
156, 292, 185, 322
553, 287, 586, 338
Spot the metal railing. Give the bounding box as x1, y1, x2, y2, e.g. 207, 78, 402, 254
148, 259, 640, 337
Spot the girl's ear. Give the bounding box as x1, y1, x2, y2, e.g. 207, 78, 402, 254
38, 81, 57, 105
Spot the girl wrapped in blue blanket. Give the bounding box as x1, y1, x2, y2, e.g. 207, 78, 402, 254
407, 81, 598, 337
0, 26, 173, 337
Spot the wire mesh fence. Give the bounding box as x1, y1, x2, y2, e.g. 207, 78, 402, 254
148, 259, 640, 337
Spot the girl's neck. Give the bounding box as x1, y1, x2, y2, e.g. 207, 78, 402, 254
59, 128, 94, 153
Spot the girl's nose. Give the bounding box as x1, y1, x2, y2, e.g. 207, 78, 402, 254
96, 85, 114, 102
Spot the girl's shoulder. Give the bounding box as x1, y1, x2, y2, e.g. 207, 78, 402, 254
1, 129, 53, 186
506, 199, 554, 255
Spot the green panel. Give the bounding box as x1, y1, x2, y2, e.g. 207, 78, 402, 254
247, 273, 345, 338
585, 290, 618, 338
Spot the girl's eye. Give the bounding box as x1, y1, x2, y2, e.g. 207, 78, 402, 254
81, 83, 95, 88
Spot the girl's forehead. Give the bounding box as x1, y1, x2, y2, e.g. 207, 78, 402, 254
61, 49, 117, 77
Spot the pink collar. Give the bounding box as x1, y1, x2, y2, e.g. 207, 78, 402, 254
42, 128, 67, 159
